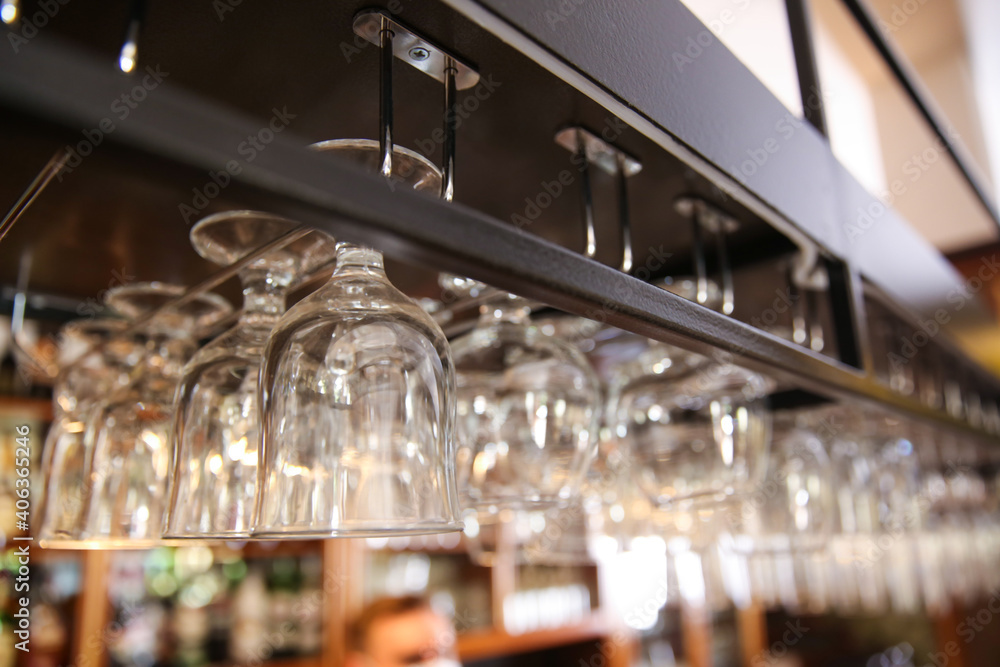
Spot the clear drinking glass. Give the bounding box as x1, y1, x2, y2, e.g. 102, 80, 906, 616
521, 499, 597, 566
78, 283, 232, 548
871, 413, 925, 613
255, 140, 462, 537
928, 432, 991, 607
583, 424, 663, 562
611, 345, 772, 510
38, 318, 139, 546
163, 211, 337, 540
608, 277, 771, 511
729, 411, 836, 614
820, 404, 888, 613
450, 295, 602, 513
736, 412, 835, 553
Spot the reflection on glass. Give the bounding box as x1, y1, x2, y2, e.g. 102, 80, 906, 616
165, 211, 337, 540
451, 296, 601, 513
38, 319, 138, 545
255, 140, 462, 537
79, 283, 231, 548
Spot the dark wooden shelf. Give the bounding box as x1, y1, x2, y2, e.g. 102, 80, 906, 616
457, 614, 611, 661
0, 395, 53, 422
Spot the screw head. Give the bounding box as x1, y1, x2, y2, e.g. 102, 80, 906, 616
408, 46, 430, 61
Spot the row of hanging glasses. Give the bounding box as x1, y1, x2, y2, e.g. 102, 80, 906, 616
37, 234, 1000, 621
458, 377, 1000, 618
29, 131, 1000, 621
35, 177, 1000, 617
41, 138, 464, 547
28, 10, 1000, 625
438, 268, 1000, 617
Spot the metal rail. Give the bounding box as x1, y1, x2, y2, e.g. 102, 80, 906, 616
784, 0, 828, 137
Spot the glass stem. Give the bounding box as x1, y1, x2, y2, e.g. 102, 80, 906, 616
333, 243, 387, 277
478, 295, 532, 327
239, 269, 288, 327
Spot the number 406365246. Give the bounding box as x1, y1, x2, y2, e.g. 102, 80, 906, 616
14, 425, 31, 522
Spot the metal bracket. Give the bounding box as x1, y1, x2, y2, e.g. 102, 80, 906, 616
353, 10, 480, 90
554, 126, 641, 272
673, 196, 739, 234
674, 196, 739, 315
554, 126, 642, 176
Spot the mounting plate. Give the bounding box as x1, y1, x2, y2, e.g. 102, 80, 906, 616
674, 196, 740, 233
554, 126, 642, 176
353, 10, 480, 90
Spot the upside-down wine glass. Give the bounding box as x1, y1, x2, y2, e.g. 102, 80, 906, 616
163, 211, 337, 540
254, 139, 462, 537
37, 318, 139, 546
78, 283, 231, 548
731, 410, 836, 614
820, 403, 889, 614
609, 277, 772, 514
450, 294, 602, 515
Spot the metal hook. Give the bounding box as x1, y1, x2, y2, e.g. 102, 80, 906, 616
555, 127, 641, 266
1, 149, 70, 247
577, 133, 597, 259
788, 264, 808, 345
118, 0, 146, 74
378, 15, 394, 180
9, 252, 57, 380
675, 197, 738, 313
690, 203, 709, 307
712, 214, 734, 315
616, 153, 633, 274
787, 248, 828, 351
441, 59, 457, 203
806, 288, 824, 352
353, 11, 479, 192
0, 149, 72, 380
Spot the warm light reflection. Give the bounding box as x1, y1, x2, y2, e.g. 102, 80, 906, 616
140, 429, 162, 450
208, 454, 224, 476
119, 41, 137, 73
227, 436, 247, 461
1, 0, 18, 24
